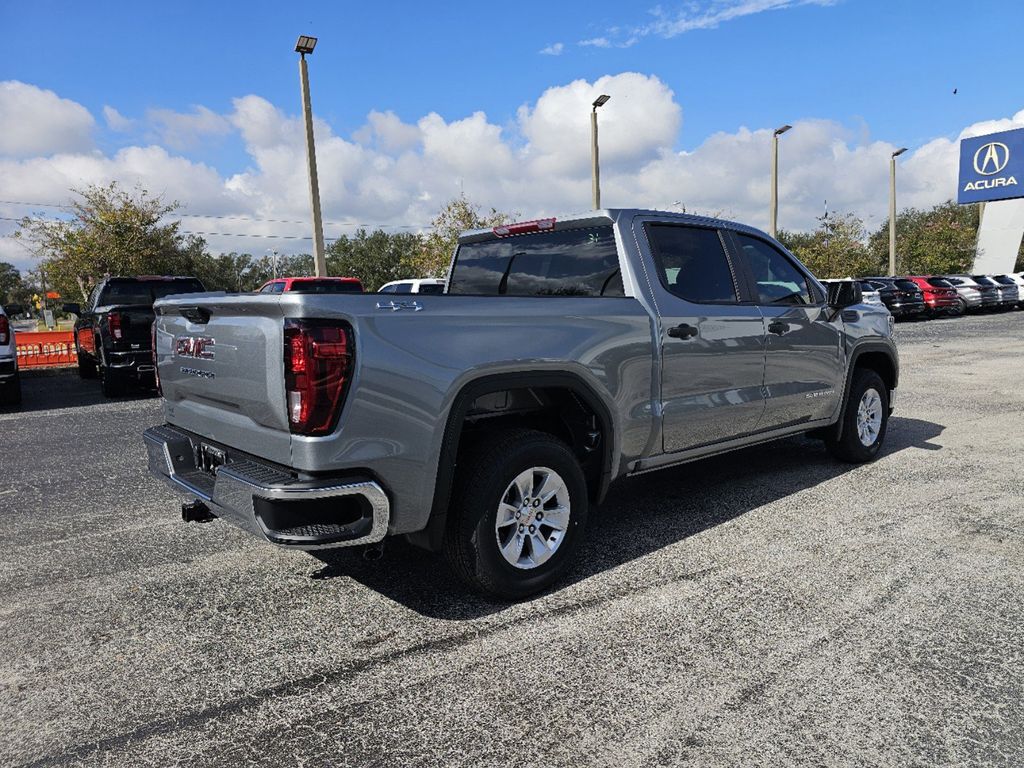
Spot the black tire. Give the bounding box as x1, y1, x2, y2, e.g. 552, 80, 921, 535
76, 348, 97, 378
444, 428, 589, 600
826, 369, 889, 463
99, 361, 126, 398
0, 372, 21, 407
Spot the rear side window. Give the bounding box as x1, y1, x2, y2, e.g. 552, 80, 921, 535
418, 283, 445, 295
894, 279, 918, 291
448, 225, 622, 297
735, 234, 813, 305
646, 225, 737, 304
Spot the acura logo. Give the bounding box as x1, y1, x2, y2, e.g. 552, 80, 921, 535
973, 142, 1010, 176
175, 335, 215, 360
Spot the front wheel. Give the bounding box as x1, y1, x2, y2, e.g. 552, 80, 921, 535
444, 429, 589, 600
826, 369, 889, 463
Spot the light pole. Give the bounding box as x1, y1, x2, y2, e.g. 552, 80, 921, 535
266, 248, 279, 280
889, 147, 907, 276
770, 124, 791, 238
591, 95, 610, 209
296, 35, 327, 278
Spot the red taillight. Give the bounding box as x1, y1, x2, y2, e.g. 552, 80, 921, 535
283, 320, 353, 436
108, 312, 123, 340
492, 218, 556, 237
0, 315, 8, 345
151, 320, 161, 395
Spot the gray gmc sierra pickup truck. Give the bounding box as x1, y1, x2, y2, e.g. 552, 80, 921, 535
144, 209, 898, 598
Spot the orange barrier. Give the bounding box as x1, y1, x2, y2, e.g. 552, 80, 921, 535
16, 331, 78, 369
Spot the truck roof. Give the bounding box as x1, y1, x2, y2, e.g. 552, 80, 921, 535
457, 208, 769, 244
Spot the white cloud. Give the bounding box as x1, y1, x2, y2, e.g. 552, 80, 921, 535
0, 81, 95, 158
146, 105, 233, 150
2, 75, 1021, 276
580, 0, 838, 48
103, 106, 135, 132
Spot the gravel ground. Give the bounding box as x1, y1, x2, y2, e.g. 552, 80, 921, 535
1, 311, 1022, 767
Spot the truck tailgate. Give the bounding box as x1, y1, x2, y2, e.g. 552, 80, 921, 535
154, 294, 292, 465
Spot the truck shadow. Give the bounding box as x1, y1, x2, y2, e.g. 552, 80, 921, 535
1, 369, 157, 413
308, 416, 944, 619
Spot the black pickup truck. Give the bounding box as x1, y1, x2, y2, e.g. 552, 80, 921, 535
68, 276, 205, 396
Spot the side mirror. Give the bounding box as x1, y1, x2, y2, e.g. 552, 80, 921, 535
62, 302, 81, 316
826, 281, 861, 309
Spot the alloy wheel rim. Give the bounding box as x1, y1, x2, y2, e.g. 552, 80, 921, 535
856, 387, 883, 447
494, 466, 571, 570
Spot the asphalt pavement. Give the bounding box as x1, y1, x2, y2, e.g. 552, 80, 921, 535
1, 311, 1022, 766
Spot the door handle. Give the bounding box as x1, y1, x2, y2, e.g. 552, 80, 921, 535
768, 320, 790, 336
667, 323, 698, 339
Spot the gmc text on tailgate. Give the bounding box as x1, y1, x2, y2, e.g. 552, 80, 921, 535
144, 210, 898, 599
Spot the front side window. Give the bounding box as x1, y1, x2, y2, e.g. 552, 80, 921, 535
646, 225, 737, 303
448, 225, 622, 297
735, 234, 813, 305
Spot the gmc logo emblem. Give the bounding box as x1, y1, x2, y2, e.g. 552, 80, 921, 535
175, 336, 215, 360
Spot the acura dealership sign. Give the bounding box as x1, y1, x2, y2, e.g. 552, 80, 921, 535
958, 127, 1024, 204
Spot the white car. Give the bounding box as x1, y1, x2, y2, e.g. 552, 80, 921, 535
822, 279, 883, 308
0, 304, 21, 406
1003, 272, 1024, 307
378, 278, 446, 295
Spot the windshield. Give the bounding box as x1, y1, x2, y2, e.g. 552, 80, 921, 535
99, 279, 205, 306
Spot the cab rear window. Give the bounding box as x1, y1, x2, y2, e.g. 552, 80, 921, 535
288, 280, 363, 294
448, 225, 623, 297
99, 279, 205, 305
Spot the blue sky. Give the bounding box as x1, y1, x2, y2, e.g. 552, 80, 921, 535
1, 0, 1022, 268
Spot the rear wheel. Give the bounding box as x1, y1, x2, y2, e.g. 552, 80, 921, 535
444, 428, 588, 600
0, 372, 21, 407
826, 369, 889, 463
99, 352, 126, 398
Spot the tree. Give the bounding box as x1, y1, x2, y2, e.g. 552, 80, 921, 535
326, 229, 422, 291
15, 182, 209, 300
777, 212, 883, 278
866, 200, 979, 275
0, 262, 21, 305
418, 195, 515, 278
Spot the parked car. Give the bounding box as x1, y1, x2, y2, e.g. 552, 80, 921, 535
378, 278, 446, 295
906, 276, 961, 316
0, 303, 20, 406
258, 277, 363, 294
942, 275, 991, 312
68, 276, 206, 397
990, 275, 1022, 308
863, 278, 927, 320
145, 209, 898, 599
972, 275, 1016, 310
1003, 272, 1024, 307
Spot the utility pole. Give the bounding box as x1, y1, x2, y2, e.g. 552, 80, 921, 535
296, 35, 327, 277
591, 95, 610, 209
770, 124, 791, 238
889, 147, 907, 276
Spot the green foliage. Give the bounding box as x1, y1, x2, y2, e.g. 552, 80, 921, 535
15, 182, 207, 301
0, 262, 22, 305
867, 200, 979, 275
326, 229, 421, 292
418, 195, 514, 278
777, 212, 884, 278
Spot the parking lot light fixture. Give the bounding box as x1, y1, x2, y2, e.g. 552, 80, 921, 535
591, 95, 610, 209
889, 147, 908, 276
296, 35, 326, 278
770, 124, 792, 238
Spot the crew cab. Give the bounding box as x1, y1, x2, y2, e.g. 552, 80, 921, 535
69, 276, 205, 396
144, 210, 898, 599
0, 304, 20, 406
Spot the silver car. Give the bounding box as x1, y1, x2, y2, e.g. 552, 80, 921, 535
991, 275, 1022, 308
944, 275, 988, 311
0, 304, 20, 406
